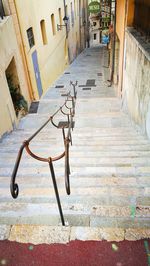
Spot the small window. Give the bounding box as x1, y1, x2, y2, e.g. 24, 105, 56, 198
51, 14, 56, 35
27, 27, 35, 48
65, 5, 68, 16
40, 20, 48, 45
94, 33, 97, 40
71, 2, 74, 26
58, 8, 62, 27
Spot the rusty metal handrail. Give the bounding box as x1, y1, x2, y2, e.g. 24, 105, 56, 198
10, 85, 77, 226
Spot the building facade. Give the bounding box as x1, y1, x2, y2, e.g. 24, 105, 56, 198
11, 0, 87, 99
0, 0, 87, 137
0, 0, 31, 138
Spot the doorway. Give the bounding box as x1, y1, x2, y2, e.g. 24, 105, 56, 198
5, 57, 27, 117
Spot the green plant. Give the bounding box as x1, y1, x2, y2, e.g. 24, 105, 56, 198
6, 75, 28, 117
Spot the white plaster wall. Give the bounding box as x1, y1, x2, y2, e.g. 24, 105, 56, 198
122, 28, 150, 138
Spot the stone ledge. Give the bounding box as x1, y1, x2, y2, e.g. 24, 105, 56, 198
8, 225, 71, 245
70, 227, 124, 242
0, 224, 149, 244
125, 229, 150, 241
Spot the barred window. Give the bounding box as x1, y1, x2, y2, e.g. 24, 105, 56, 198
27, 27, 35, 48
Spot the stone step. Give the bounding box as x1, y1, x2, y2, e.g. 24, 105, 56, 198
1, 156, 150, 168
1, 175, 146, 188
1, 139, 150, 149
1, 150, 150, 159
5, 224, 150, 243
0, 185, 147, 200
38, 98, 121, 114
8, 127, 139, 135
18, 115, 131, 129
1, 193, 149, 208
2, 134, 147, 143
1, 165, 150, 177
0, 202, 149, 228
1, 145, 150, 154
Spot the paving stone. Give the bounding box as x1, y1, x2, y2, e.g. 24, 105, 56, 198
70, 227, 101, 241
9, 225, 70, 244
92, 206, 131, 217
0, 225, 11, 240
99, 228, 124, 242
125, 229, 150, 240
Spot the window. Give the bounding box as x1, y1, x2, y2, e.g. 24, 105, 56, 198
40, 20, 48, 45
71, 2, 74, 26
51, 14, 56, 35
58, 8, 62, 27
27, 27, 35, 48
94, 33, 97, 40
65, 5, 68, 17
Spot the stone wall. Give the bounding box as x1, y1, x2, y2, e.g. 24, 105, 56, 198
122, 27, 150, 138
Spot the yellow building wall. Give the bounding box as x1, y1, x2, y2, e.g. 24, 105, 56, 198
14, 0, 86, 99
0, 16, 30, 137
116, 0, 126, 95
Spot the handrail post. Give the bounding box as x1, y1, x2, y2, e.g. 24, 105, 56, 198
48, 158, 65, 226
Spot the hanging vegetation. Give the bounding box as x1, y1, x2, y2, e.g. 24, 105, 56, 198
6, 75, 28, 117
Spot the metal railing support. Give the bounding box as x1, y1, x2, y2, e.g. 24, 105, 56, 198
10, 84, 77, 226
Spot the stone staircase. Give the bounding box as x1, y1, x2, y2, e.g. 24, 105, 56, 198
0, 46, 150, 242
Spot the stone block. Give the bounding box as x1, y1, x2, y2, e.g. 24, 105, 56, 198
9, 225, 70, 244
100, 228, 124, 242
0, 225, 11, 240
125, 229, 150, 241
70, 227, 101, 241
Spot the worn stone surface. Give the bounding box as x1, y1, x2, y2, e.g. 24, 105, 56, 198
9, 225, 70, 244
0, 225, 11, 240
70, 227, 101, 241
125, 229, 150, 241
100, 228, 124, 242
92, 206, 131, 217
0, 46, 149, 241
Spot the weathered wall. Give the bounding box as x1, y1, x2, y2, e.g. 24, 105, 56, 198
14, 0, 86, 98
122, 28, 150, 137
0, 16, 30, 137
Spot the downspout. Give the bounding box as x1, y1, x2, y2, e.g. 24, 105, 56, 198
12, 0, 35, 101
110, 0, 117, 85
79, 0, 82, 52
120, 0, 128, 96
87, 0, 90, 47
63, 0, 68, 38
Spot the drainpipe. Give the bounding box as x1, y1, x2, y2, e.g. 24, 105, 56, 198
79, 0, 82, 52
63, 0, 68, 38
87, 0, 90, 47
11, 0, 35, 101
109, 0, 117, 85
120, 0, 128, 96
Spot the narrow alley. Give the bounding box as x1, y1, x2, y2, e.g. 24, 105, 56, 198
0, 45, 149, 244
